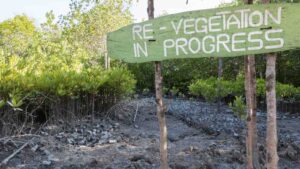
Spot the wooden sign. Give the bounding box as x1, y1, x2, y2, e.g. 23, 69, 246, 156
107, 4, 300, 63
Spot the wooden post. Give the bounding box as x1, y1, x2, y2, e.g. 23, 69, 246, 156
262, 0, 279, 168
243, 1, 260, 169
244, 55, 260, 169
265, 54, 278, 169
155, 61, 168, 169
148, 0, 168, 169
217, 57, 223, 113
105, 52, 110, 69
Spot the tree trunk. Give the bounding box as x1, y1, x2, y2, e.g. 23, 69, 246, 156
244, 0, 260, 168
244, 55, 260, 169
148, 1, 168, 169
105, 52, 110, 69
155, 62, 168, 169
265, 54, 279, 169
217, 58, 223, 113
261, 0, 279, 168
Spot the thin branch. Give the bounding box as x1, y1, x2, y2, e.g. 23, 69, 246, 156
0, 139, 32, 166
133, 103, 139, 123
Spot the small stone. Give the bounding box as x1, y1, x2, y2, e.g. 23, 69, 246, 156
87, 130, 93, 135
42, 149, 51, 156
78, 138, 87, 145
48, 154, 60, 162
67, 138, 75, 144
17, 164, 26, 168
31, 145, 39, 152
101, 131, 111, 139
42, 160, 52, 166
55, 135, 63, 139
225, 109, 233, 114
108, 139, 117, 144
287, 145, 298, 160
98, 140, 107, 144
41, 131, 49, 136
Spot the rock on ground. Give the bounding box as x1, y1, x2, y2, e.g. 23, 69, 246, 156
0, 98, 299, 169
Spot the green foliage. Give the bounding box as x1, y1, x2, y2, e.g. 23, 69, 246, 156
128, 58, 229, 93
60, 0, 132, 55
189, 77, 220, 102
127, 62, 154, 91
276, 83, 299, 100
0, 0, 135, 109
8, 93, 24, 108
0, 15, 36, 57
170, 86, 179, 96
101, 67, 136, 95
256, 78, 266, 98
189, 77, 244, 102
229, 96, 247, 120
0, 99, 6, 108
189, 77, 300, 102
142, 88, 150, 95
0, 55, 136, 107
256, 78, 299, 100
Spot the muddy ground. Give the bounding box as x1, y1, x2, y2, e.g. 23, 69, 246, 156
0, 98, 299, 169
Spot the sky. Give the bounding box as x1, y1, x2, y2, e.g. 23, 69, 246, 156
0, 0, 233, 25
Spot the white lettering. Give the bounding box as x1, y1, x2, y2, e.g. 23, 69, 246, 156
232, 32, 246, 52
176, 38, 188, 55
133, 42, 148, 57
265, 7, 282, 25
209, 16, 222, 32
143, 24, 154, 39
217, 34, 231, 52
163, 39, 175, 57
235, 9, 250, 28
227, 14, 241, 29
249, 11, 264, 27
216, 11, 231, 30
172, 19, 183, 35
184, 19, 195, 35
202, 36, 216, 54
265, 29, 284, 49
248, 31, 263, 50
195, 18, 208, 34
132, 25, 143, 40
188, 37, 201, 54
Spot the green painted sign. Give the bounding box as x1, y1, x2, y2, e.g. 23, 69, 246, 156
107, 4, 300, 63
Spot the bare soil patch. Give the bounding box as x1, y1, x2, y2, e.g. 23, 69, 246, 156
0, 98, 299, 169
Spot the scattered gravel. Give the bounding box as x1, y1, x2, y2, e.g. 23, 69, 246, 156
0, 97, 299, 169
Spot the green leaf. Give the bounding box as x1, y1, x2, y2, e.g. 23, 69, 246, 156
0, 99, 6, 108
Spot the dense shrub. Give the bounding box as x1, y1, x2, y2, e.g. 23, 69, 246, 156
189, 76, 244, 102
0, 58, 135, 108
189, 77, 300, 103
0, 0, 135, 111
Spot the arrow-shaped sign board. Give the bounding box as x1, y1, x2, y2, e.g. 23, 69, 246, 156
107, 4, 300, 63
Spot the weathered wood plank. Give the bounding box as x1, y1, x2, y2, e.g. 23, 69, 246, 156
107, 4, 300, 63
